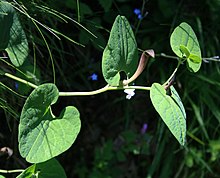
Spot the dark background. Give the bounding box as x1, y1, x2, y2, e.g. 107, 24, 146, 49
1, 0, 220, 177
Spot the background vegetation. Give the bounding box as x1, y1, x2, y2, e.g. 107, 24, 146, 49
0, 0, 220, 177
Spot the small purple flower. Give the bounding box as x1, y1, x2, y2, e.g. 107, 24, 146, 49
90, 73, 98, 81
15, 82, 19, 90
141, 123, 148, 134
134, 8, 141, 15
138, 14, 143, 20
134, 8, 143, 20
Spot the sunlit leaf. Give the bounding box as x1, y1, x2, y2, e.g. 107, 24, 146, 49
16, 158, 67, 178
170, 22, 202, 72
18, 83, 81, 163
188, 53, 202, 63
150, 83, 186, 146
0, 1, 28, 67
179, 45, 190, 58
102, 15, 138, 86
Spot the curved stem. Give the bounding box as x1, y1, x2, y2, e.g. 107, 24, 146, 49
163, 60, 181, 88
0, 169, 24, 173
3, 72, 150, 96
59, 85, 150, 96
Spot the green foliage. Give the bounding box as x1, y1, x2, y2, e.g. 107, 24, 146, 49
98, 0, 113, 12
1, 1, 220, 178
209, 140, 220, 162
102, 15, 138, 86
17, 158, 67, 178
170, 22, 202, 72
150, 83, 186, 146
18, 83, 81, 163
76, 129, 151, 178
0, 1, 28, 66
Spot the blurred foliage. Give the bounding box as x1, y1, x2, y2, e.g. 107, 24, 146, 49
0, 0, 220, 177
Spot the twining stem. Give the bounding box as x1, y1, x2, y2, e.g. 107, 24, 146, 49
0, 169, 24, 173
3, 51, 182, 96
162, 59, 181, 88
59, 85, 150, 96
3, 72, 150, 96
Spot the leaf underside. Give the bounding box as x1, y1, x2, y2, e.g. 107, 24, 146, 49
150, 83, 186, 146
170, 22, 202, 72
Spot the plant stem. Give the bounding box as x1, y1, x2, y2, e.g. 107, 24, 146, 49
156, 53, 179, 60
59, 85, 150, 96
4, 72, 38, 89
162, 60, 181, 87
3, 72, 150, 96
0, 169, 24, 173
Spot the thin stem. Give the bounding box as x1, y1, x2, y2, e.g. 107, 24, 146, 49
77, 0, 80, 23
11, 1, 56, 83
4, 73, 38, 89
203, 56, 220, 62
3, 72, 150, 96
59, 85, 150, 96
157, 53, 179, 60
163, 60, 181, 87
0, 169, 24, 173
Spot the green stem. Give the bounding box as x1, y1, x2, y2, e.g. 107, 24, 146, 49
4, 72, 38, 89
77, 0, 80, 23
0, 169, 24, 173
3, 72, 150, 96
162, 60, 181, 87
59, 85, 150, 96
156, 53, 179, 60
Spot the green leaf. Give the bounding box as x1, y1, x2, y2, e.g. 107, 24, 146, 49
102, 15, 138, 86
0, 175, 6, 178
16, 158, 67, 178
188, 53, 202, 63
170, 22, 202, 72
150, 83, 186, 146
179, 45, 190, 58
209, 140, 220, 162
18, 83, 81, 163
0, 1, 28, 67
170, 86, 186, 119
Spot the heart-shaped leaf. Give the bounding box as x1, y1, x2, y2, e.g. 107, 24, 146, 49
0, 1, 28, 67
102, 15, 138, 86
18, 83, 81, 163
150, 83, 186, 146
170, 22, 202, 72
17, 158, 67, 178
